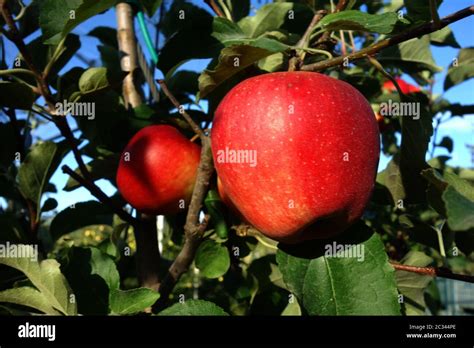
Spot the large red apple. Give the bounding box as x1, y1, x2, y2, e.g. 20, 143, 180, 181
211, 72, 380, 243
117, 125, 200, 215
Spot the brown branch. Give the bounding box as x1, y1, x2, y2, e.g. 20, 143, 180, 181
154, 83, 215, 309
116, 2, 143, 108
204, 0, 225, 17
158, 80, 205, 138
302, 5, 474, 72
62, 165, 138, 226
289, 10, 327, 71
391, 263, 474, 284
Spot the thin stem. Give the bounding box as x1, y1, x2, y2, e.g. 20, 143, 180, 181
391, 262, 474, 284
0, 68, 36, 78
158, 80, 205, 138
204, 0, 225, 17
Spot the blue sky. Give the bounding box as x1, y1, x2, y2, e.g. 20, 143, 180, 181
2, 0, 473, 212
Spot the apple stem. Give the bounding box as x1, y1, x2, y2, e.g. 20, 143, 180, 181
390, 262, 474, 284
158, 80, 206, 139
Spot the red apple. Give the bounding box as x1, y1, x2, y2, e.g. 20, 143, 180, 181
117, 125, 200, 215
382, 77, 420, 94
211, 72, 380, 243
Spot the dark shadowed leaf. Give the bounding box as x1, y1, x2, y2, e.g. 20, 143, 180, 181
39, 0, 119, 45
139, 0, 163, 17
18, 141, 69, 220
0, 82, 35, 110
62, 246, 119, 314
50, 201, 114, 242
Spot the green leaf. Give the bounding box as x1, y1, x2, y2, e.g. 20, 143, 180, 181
198, 42, 288, 99
50, 201, 113, 242
430, 26, 460, 48
18, 141, 69, 220
421, 169, 474, 231
78, 67, 111, 95
0, 82, 35, 110
39, 0, 119, 45
379, 36, 442, 83
0, 287, 60, 315
62, 246, 119, 314
276, 230, 400, 315
378, 156, 405, 205
443, 186, 474, 231
318, 10, 399, 34
139, 0, 163, 17
158, 299, 229, 316
195, 239, 230, 279
0, 246, 77, 315
444, 48, 474, 90
395, 251, 434, 315
281, 298, 302, 316
238, 2, 294, 38
109, 288, 160, 315
204, 190, 228, 239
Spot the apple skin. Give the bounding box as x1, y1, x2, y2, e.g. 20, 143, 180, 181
382, 77, 420, 94
116, 125, 201, 215
211, 72, 380, 243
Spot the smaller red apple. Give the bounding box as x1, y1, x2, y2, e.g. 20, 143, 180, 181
116, 125, 201, 215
